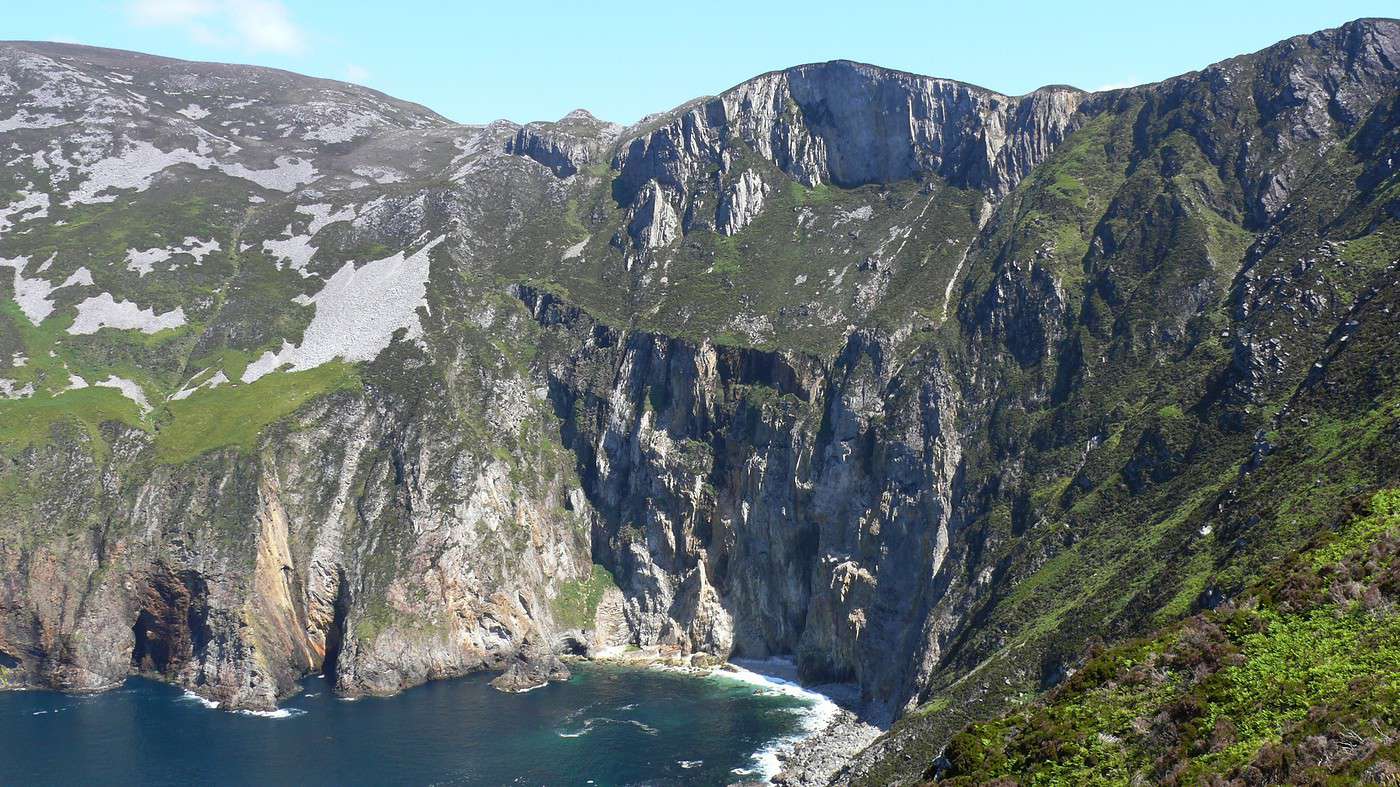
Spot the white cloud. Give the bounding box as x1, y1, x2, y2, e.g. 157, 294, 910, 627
127, 0, 215, 26
125, 0, 306, 55
344, 63, 370, 83
226, 0, 304, 54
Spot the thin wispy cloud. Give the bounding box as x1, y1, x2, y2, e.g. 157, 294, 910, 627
125, 0, 306, 55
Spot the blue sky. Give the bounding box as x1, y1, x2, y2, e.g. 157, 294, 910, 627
7, 1, 1396, 125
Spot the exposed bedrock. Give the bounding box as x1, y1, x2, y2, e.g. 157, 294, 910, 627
505, 109, 620, 178
613, 61, 1086, 206
518, 284, 975, 718
0, 388, 593, 708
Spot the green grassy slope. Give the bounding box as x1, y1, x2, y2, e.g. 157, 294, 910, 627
938, 490, 1400, 786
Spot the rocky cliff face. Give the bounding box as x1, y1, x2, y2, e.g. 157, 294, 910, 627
608, 61, 1085, 266
505, 109, 619, 178
2, 18, 1399, 785
0, 43, 599, 709
616, 61, 1086, 196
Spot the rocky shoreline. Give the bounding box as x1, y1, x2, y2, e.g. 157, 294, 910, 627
769, 707, 883, 787
575, 648, 885, 786
489, 639, 572, 693
24, 639, 883, 782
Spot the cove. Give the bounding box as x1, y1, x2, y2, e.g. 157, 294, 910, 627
0, 663, 819, 786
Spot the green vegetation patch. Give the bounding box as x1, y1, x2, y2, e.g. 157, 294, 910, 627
0, 386, 144, 457
154, 361, 361, 463
551, 563, 618, 630
940, 491, 1400, 785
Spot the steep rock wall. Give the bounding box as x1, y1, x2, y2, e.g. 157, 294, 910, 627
0, 384, 594, 709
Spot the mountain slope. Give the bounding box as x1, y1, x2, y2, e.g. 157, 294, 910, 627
936, 489, 1400, 784
0, 40, 595, 708
0, 20, 1397, 785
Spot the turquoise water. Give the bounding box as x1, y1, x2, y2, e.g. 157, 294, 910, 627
0, 664, 815, 785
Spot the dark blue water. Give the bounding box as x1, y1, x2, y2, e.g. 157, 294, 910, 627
0, 664, 814, 786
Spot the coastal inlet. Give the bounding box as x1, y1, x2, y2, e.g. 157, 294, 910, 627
1, 662, 825, 785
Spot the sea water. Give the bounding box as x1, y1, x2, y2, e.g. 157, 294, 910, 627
0, 663, 819, 786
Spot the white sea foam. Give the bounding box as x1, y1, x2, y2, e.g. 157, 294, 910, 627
178, 690, 220, 709
712, 658, 839, 781
176, 689, 305, 718
235, 707, 307, 719
556, 717, 658, 738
